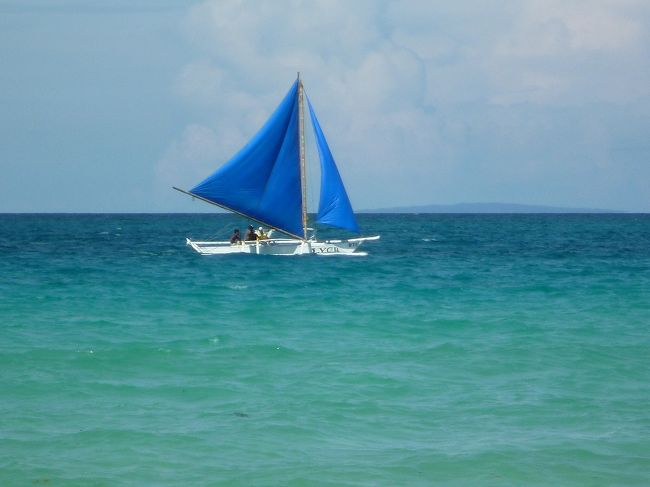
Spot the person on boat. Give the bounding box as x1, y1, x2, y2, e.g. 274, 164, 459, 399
244, 225, 258, 241
230, 228, 241, 244
256, 226, 268, 239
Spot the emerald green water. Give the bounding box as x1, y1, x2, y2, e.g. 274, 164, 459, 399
1, 214, 649, 485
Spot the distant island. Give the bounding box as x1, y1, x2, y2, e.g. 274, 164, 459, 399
361, 202, 625, 214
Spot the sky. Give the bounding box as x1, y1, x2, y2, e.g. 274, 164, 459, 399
1, 0, 649, 213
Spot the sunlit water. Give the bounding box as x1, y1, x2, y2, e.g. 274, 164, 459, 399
1, 214, 649, 486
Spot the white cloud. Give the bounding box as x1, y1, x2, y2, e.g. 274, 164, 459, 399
527, 0, 644, 52
155, 124, 222, 192
489, 0, 650, 104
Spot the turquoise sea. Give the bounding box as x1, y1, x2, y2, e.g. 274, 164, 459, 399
1, 213, 649, 486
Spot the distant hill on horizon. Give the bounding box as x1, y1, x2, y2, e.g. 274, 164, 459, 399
361, 202, 625, 214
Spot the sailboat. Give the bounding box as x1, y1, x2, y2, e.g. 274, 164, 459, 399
174, 74, 379, 256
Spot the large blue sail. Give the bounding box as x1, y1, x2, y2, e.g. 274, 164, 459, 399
306, 97, 360, 234
190, 81, 304, 238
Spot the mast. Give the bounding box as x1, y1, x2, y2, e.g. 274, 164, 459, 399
297, 72, 308, 239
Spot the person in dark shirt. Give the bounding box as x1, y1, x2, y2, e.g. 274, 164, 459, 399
230, 228, 241, 244
244, 225, 258, 241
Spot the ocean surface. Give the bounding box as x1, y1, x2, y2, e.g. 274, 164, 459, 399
1, 213, 649, 486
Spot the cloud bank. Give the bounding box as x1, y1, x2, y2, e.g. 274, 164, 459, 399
159, 0, 650, 211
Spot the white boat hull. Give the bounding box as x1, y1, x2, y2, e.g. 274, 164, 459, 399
186, 236, 379, 256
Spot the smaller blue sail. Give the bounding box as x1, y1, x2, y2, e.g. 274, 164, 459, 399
307, 97, 360, 234
189, 81, 304, 238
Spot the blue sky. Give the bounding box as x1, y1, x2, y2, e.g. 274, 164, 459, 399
1, 0, 649, 212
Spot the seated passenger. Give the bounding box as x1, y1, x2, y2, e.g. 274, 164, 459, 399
256, 226, 268, 239
244, 224, 258, 241
230, 228, 241, 244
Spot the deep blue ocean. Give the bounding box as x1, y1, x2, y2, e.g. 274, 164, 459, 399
1, 214, 649, 486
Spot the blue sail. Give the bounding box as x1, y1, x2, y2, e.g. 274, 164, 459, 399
190, 81, 304, 238
306, 97, 360, 234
